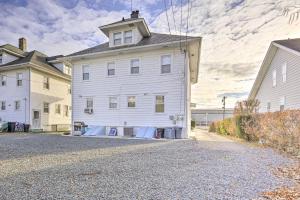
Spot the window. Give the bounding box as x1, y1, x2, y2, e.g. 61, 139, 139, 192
86, 98, 93, 109
124, 30, 132, 44
65, 64, 72, 75
33, 111, 40, 120
107, 62, 115, 76
109, 96, 118, 109
282, 62, 287, 83
82, 65, 90, 80
128, 96, 136, 108
161, 55, 171, 74
55, 104, 61, 114
0, 75, 6, 86
272, 70, 276, 87
280, 96, 285, 111
64, 105, 69, 117
130, 59, 139, 74
17, 73, 23, 86
15, 101, 20, 111
68, 86, 71, 94
113, 32, 122, 45
267, 102, 271, 112
43, 76, 49, 89
0, 54, 2, 64
1, 101, 5, 111
42, 102, 49, 113
155, 95, 165, 113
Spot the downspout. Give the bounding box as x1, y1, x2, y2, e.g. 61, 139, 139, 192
28, 67, 31, 128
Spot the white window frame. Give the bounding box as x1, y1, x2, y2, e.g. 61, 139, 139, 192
124, 30, 133, 44
272, 70, 276, 87
155, 95, 165, 113
64, 105, 69, 117
16, 73, 23, 86
127, 96, 136, 108
113, 32, 122, 46
43, 76, 50, 89
15, 100, 21, 111
280, 96, 285, 111
282, 62, 287, 83
130, 59, 140, 74
1, 101, 6, 111
0, 75, 6, 86
161, 55, 171, 74
107, 62, 115, 76
55, 104, 61, 114
109, 96, 118, 109
82, 65, 90, 81
44, 102, 49, 113
86, 98, 93, 109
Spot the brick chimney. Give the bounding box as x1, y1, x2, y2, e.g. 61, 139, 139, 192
130, 10, 139, 19
19, 37, 27, 51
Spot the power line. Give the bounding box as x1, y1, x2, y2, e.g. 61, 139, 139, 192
163, 0, 172, 35
185, 0, 191, 52
170, 0, 177, 33
179, 0, 183, 51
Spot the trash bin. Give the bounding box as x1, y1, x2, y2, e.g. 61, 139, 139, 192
155, 128, 164, 139
175, 127, 183, 139
164, 128, 175, 139
24, 124, 30, 132
8, 122, 16, 132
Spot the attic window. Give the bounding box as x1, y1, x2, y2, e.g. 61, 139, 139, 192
113, 32, 122, 45
124, 30, 132, 44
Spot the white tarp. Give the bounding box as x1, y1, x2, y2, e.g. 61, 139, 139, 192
84, 126, 106, 136
144, 127, 156, 139
135, 127, 148, 138
135, 127, 156, 139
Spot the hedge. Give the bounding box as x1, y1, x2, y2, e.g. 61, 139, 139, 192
209, 110, 300, 156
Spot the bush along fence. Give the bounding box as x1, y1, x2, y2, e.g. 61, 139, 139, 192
209, 110, 300, 157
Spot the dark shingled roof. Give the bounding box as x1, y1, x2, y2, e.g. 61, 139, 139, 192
0, 47, 69, 78
274, 38, 300, 53
67, 32, 200, 57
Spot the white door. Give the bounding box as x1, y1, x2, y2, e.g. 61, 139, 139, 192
32, 110, 41, 129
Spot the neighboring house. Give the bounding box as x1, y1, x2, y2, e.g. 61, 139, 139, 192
249, 38, 300, 112
191, 108, 234, 126
0, 38, 72, 131
63, 11, 201, 138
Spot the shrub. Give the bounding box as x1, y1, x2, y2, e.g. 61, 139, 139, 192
191, 120, 196, 130
209, 122, 216, 132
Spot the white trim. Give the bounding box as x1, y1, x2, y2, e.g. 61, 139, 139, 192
273, 42, 300, 57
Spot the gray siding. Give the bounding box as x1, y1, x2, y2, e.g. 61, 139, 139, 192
256, 48, 300, 112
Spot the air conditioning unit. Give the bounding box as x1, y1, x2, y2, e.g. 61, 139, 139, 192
84, 108, 93, 114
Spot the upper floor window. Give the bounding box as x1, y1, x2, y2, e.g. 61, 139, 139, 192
0, 75, 6, 86
161, 55, 171, 74
124, 30, 132, 44
64, 105, 69, 117
82, 65, 90, 80
43, 76, 50, 89
127, 96, 136, 108
109, 96, 118, 109
155, 95, 165, 113
86, 98, 93, 109
130, 59, 139, 74
44, 102, 49, 113
282, 62, 287, 83
17, 73, 23, 86
272, 70, 276, 87
280, 96, 285, 111
15, 101, 20, 111
55, 104, 61, 114
113, 32, 122, 45
107, 62, 115, 76
1, 101, 6, 111
65, 64, 72, 75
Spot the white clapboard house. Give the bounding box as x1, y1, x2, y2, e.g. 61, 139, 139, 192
64, 11, 201, 138
0, 38, 72, 131
249, 38, 300, 112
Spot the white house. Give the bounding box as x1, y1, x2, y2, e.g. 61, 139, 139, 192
0, 38, 72, 131
64, 11, 201, 138
249, 38, 300, 112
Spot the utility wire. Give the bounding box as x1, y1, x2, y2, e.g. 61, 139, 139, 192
163, 0, 172, 35
179, 0, 183, 51
185, 0, 191, 52
170, 0, 177, 33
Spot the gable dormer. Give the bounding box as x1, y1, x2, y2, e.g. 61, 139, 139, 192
99, 11, 151, 48
0, 38, 27, 65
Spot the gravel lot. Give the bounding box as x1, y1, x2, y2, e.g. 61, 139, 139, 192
0, 130, 295, 200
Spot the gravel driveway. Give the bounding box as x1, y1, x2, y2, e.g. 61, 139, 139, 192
0, 130, 295, 200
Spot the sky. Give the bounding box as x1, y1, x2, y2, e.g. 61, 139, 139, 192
0, 0, 300, 109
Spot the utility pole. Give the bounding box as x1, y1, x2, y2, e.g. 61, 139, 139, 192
222, 96, 227, 120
